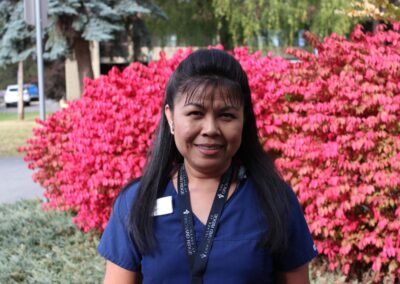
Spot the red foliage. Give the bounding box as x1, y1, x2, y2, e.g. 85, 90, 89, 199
20, 24, 400, 281
21, 48, 192, 231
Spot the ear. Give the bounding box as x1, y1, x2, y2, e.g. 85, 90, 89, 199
165, 104, 174, 133
165, 104, 172, 123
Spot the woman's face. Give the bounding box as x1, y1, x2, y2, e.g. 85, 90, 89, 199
165, 90, 244, 177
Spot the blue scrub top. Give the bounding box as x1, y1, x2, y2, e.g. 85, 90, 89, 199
98, 177, 318, 283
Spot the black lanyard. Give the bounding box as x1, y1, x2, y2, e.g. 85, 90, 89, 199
177, 164, 234, 284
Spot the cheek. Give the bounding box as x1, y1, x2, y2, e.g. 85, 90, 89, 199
174, 123, 197, 145
234, 131, 243, 148
226, 125, 243, 148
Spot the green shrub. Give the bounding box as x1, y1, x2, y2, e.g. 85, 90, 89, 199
0, 199, 104, 283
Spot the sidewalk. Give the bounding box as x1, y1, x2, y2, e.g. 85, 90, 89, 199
0, 156, 43, 203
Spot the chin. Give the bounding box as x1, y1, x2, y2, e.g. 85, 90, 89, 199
193, 160, 231, 173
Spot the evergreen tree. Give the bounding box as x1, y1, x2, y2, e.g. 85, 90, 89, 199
0, 0, 36, 64
46, 0, 163, 94
0, 0, 163, 97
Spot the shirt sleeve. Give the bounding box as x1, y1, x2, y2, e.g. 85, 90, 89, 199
98, 184, 142, 271
273, 185, 318, 272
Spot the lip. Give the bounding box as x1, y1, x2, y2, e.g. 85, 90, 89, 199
194, 143, 224, 155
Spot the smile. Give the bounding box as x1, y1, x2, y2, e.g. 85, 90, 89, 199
195, 144, 224, 155
195, 144, 223, 149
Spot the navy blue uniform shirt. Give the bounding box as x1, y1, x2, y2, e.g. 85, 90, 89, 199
98, 177, 318, 283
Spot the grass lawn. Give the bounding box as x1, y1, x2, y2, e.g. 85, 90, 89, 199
0, 199, 105, 283
0, 112, 42, 122
0, 112, 41, 156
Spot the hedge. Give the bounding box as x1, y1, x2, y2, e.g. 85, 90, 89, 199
21, 23, 400, 282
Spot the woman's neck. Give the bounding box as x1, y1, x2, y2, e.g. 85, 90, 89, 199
171, 161, 232, 193
185, 160, 229, 178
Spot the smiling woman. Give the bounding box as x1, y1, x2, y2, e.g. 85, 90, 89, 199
98, 49, 318, 284
165, 76, 244, 178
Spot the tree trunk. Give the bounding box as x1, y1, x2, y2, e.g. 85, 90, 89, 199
218, 17, 233, 50
132, 15, 150, 62
73, 36, 94, 96
17, 61, 25, 121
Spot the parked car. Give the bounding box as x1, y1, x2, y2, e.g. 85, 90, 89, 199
4, 84, 31, 107
24, 84, 39, 101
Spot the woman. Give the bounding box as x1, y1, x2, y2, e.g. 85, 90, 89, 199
98, 49, 318, 283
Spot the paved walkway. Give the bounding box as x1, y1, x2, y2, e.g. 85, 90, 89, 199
0, 156, 43, 204
0, 99, 60, 204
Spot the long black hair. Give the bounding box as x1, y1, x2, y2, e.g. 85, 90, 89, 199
128, 49, 290, 254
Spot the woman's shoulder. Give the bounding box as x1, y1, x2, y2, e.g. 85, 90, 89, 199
121, 178, 142, 197
113, 178, 142, 216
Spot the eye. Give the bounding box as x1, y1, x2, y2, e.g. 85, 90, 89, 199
187, 111, 203, 117
220, 112, 236, 119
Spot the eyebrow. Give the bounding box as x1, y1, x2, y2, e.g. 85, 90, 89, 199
184, 103, 240, 111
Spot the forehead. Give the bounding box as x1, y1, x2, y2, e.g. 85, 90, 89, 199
175, 76, 243, 108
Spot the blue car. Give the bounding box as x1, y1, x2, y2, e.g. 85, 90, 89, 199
24, 84, 39, 101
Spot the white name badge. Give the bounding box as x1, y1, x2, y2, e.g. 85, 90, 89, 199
153, 196, 173, 216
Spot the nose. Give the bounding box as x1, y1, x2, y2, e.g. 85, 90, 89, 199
201, 116, 220, 137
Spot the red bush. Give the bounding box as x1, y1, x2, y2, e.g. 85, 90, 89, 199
21, 24, 400, 281
22, 49, 192, 230
235, 23, 400, 281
